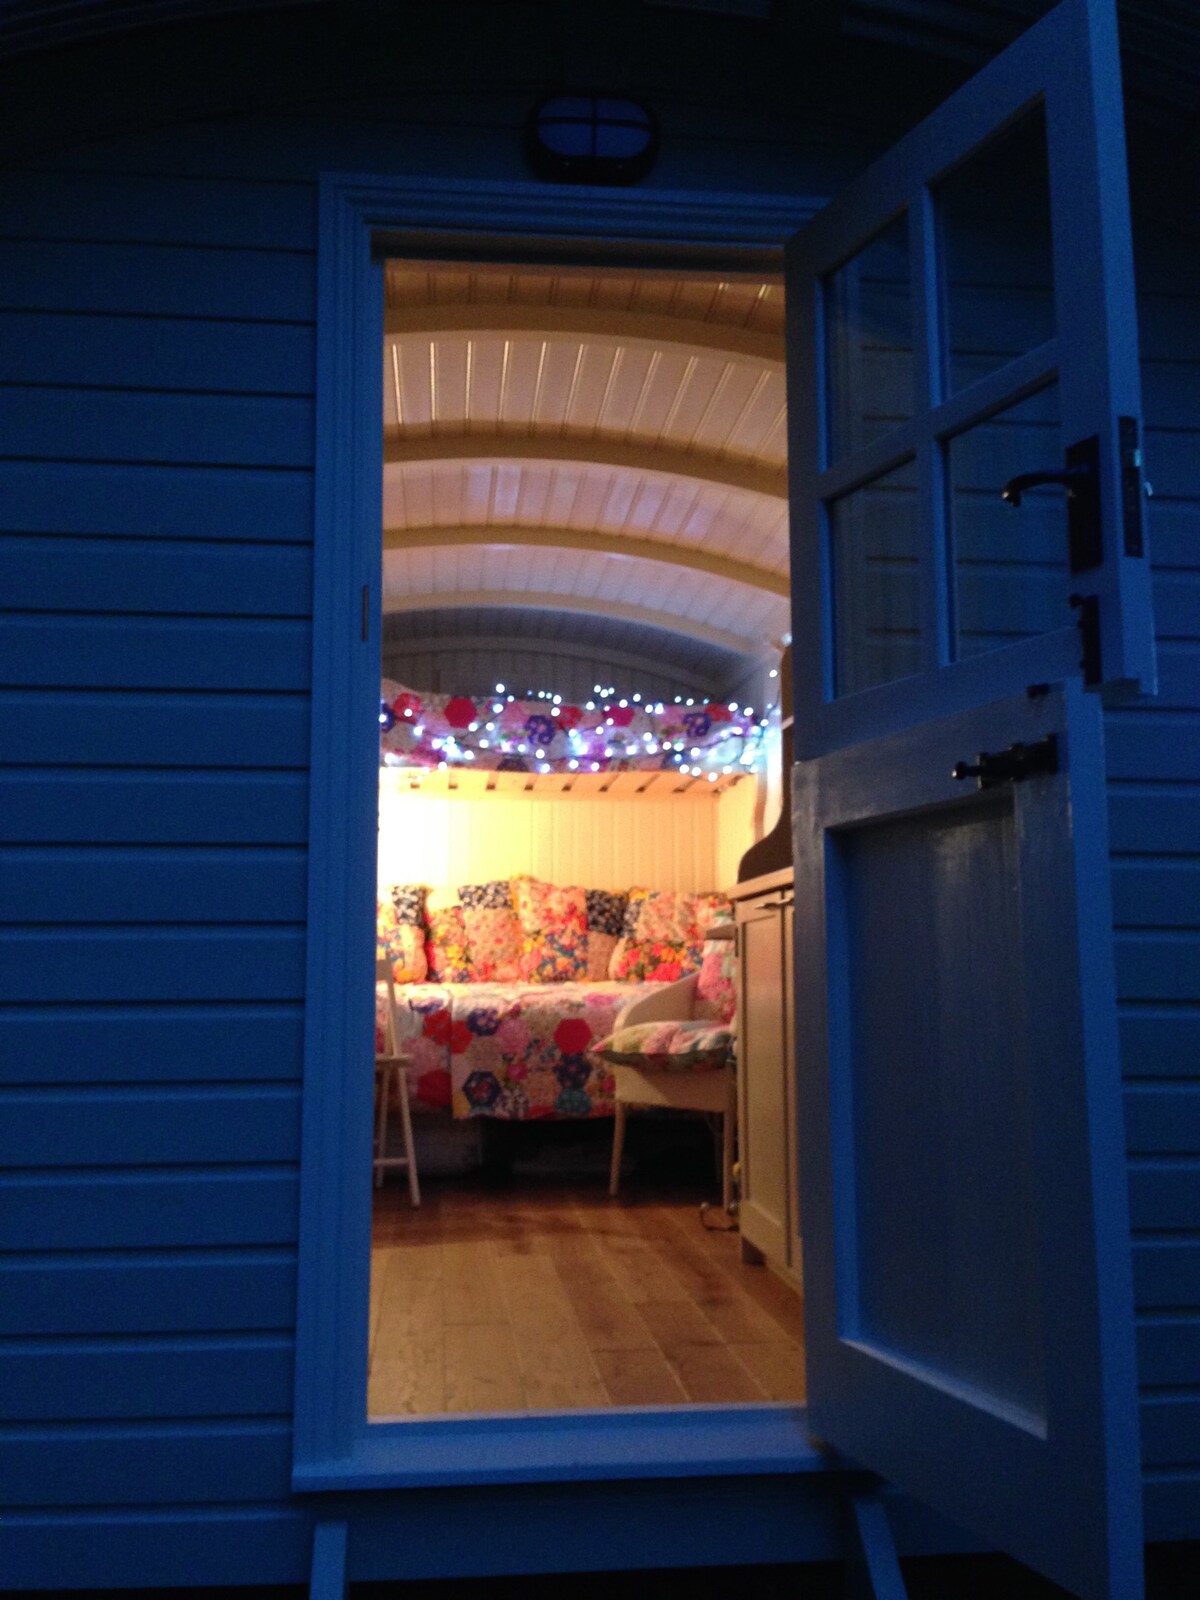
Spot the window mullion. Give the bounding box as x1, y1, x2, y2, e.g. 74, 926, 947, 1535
911, 181, 950, 672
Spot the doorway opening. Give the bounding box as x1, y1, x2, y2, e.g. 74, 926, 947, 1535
366, 254, 806, 1418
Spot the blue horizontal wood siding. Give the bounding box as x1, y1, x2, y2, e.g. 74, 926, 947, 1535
0, 120, 318, 1590
0, 65, 1197, 1597
1112, 214, 1200, 1541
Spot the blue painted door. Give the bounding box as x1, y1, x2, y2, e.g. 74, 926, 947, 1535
786, 3, 1151, 1596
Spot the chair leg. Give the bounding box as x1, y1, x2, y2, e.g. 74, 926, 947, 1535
396, 1064, 420, 1207
374, 1068, 389, 1189
609, 1100, 627, 1197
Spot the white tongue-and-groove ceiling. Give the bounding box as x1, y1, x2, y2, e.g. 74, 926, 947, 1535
381, 262, 791, 697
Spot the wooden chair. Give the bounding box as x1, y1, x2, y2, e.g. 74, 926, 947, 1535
607, 973, 736, 1212
375, 956, 420, 1204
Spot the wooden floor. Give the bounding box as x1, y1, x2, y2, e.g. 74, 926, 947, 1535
368, 1174, 807, 1417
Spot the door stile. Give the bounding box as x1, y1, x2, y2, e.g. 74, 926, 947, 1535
1044, 1, 1154, 692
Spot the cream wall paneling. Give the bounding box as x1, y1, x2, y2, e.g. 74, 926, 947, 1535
715, 777, 761, 892
376, 788, 757, 895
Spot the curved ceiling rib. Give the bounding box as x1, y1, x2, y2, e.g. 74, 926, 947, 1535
382, 525, 790, 597
382, 436, 788, 499
382, 588, 774, 656
384, 305, 785, 365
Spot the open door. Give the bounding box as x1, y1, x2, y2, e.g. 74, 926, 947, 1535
786, 2, 1151, 1597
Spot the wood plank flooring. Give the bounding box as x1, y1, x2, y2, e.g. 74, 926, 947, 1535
369, 1176, 806, 1417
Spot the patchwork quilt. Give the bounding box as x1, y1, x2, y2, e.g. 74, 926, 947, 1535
377, 980, 651, 1120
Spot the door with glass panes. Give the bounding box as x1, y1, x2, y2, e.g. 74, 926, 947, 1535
784, 2, 1153, 1597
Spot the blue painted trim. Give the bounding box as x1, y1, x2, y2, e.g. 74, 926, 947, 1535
295, 1406, 826, 1491
294, 174, 819, 1494
309, 1519, 347, 1600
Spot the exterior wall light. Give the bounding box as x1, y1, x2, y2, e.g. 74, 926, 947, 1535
524, 93, 659, 185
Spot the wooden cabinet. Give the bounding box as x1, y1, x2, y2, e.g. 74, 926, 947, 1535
732, 868, 801, 1287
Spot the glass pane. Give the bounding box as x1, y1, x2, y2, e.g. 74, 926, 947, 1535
937, 106, 1055, 394
829, 459, 921, 697
949, 383, 1068, 660
824, 213, 913, 465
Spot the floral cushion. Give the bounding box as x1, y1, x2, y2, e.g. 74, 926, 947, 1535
621, 887, 649, 938
390, 883, 427, 927
591, 1018, 734, 1072
377, 895, 428, 983
585, 888, 627, 937
425, 905, 473, 982
458, 879, 521, 981
695, 934, 737, 1023
608, 936, 704, 984
459, 879, 511, 911
585, 930, 619, 982
635, 888, 700, 944
511, 875, 588, 982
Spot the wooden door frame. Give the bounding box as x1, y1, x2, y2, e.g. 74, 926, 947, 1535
292, 172, 827, 1492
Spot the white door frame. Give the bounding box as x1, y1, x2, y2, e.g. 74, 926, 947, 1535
292, 173, 827, 1491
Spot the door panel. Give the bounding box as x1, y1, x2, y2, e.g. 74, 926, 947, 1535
788, 0, 1154, 760
786, 7, 1149, 1589
736, 896, 792, 1265
794, 682, 1141, 1599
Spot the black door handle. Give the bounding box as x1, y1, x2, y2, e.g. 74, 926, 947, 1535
951, 734, 1058, 790
1000, 465, 1091, 507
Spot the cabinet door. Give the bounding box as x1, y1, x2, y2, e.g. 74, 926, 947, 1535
783, 899, 800, 1274
737, 892, 793, 1265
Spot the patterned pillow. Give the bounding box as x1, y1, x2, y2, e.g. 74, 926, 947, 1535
585, 931, 619, 982
636, 889, 700, 944
390, 883, 428, 927
585, 888, 627, 936
608, 937, 704, 984
511, 875, 588, 982
582, 889, 626, 981
425, 905, 473, 983
459, 879, 511, 911
623, 890, 735, 946
458, 879, 521, 981
591, 1018, 733, 1072
695, 934, 737, 1023
377, 894, 427, 983
621, 887, 649, 939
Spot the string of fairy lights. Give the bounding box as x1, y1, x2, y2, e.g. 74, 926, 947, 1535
379, 674, 780, 778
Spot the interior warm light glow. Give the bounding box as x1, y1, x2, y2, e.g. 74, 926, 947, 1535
376, 771, 759, 897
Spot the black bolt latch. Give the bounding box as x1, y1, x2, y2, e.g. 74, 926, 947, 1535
951, 733, 1059, 791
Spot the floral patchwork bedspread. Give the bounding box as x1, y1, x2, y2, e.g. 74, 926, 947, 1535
377, 981, 649, 1119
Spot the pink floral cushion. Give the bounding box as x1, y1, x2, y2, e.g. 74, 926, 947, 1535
695, 934, 737, 1023
591, 1018, 733, 1072
377, 895, 428, 983
460, 906, 521, 981
636, 889, 700, 944
458, 881, 521, 981
623, 889, 734, 945
511, 876, 588, 982
425, 905, 473, 982
608, 936, 704, 984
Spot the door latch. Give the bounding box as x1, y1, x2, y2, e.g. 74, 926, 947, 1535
951, 733, 1058, 790
1001, 433, 1101, 572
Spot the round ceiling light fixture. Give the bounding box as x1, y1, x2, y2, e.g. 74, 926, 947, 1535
524, 93, 659, 185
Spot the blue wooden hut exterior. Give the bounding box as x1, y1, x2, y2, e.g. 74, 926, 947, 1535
1, 2, 1197, 1595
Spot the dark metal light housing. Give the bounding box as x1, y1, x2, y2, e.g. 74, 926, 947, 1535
524, 94, 659, 185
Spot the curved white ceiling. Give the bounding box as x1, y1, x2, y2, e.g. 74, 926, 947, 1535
381, 263, 792, 661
